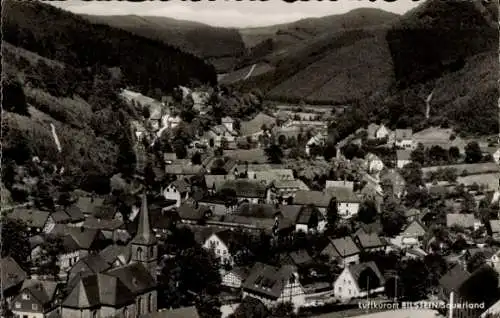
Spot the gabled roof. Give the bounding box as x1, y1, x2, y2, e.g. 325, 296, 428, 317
355, 232, 384, 249
446, 213, 476, 229
329, 236, 360, 257
325, 187, 361, 203
294, 190, 333, 208
105, 262, 156, 295
83, 217, 123, 231
236, 203, 279, 219
220, 179, 268, 198
204, 174, 235, 191
402, 220, 427, 237
20, 279, 58, 307
65, 227, 103, 250
210, 229, 250, 254
395, 129, 413, 140
439, 264, 471, 296
8, 208, 50, 229
242, 262, 298, 299
490, 220, 500, 233
296, 205, 323, 225
346, 261, 385, 291
0, 256, 27, 292
63, 273, 135, 309
99, 244, 132, 266
75, 196, 106, 215
177, 203, 211, 221
50, 211, 72, 223
287, 249, 313, 266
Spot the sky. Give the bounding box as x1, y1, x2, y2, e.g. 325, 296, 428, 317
51, 0, 422, 28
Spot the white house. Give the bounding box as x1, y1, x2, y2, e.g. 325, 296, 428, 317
394, 129, 413, 149
375, 124, 389, 140
333, 262, 385, 301
493, 148, 500, 164
305, 133, 327, 157
242, 263, 305, 310
222, 117, 235, 133
203, 230, 236, 266
325, 187, 361, 219
222, 267, 249, 289
162, 179, 190, 208
365, 153, 384, 174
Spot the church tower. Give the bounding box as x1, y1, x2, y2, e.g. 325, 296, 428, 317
131, 192, 158, 281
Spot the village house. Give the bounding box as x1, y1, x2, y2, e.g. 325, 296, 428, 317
242, 262, 305, 310
222, 267, 250, 289
98, 244, 132, 269
353, 232, 387, 253
273, 179, 310, 203
83, 217, 129, 243
67, 254, 113, 284
380, 169, 406, 199
437, 264, 474, 318
305, 132, 327, 157
0, 257, 28, 302
400, 219, 427, 248
74, 196, 106, 218
176, 202, 213, 225
326, 187, 362, 219
198, 197, 237, 215
203, 229, 245, 267
163, 179, 191, 208
164, 164, 206, 179
205, 121, 238, 149
396, 149, 412, 169
293, 190, 333, 215
218, 179, 275, 204
404, 208, 421, 223
294, 205, 327, 233
11, 279, 61, 318
367, 123, 390, 140
333, 261, 385, 301
394, 129, 413, 149
365, 153, 385, 174
320, 237, 360, 268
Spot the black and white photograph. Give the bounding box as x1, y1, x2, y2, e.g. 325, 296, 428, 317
1, 0, 499, 317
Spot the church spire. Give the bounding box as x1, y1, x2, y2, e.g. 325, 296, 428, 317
131, 191, 156, 245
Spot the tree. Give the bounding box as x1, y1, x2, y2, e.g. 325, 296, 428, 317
117, 131, 136, 178
230, 297, 269, 318
173, 139, 188, 159
358, 268, 382, 292
265, 145, 283, 164
323, 143, 337, 161
1, 217, 31, 270
465, 141, 483, 163
35, 235, 65, 277
278, 135, 287, 146
380, 196, 405, 237
358, 200, 378, 224
270, 302, 296, 318
326, 198, 339, 233
385, 276, 404, 300
449, 146, 460, 162
2, 80, 29, 115
410, 143, 426, 165
191, 152, 202, 165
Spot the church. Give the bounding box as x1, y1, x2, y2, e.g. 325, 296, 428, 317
61, 192, 159, 318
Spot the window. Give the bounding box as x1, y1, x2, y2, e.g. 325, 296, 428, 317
348, 289, 351, 295
137, 247, 143, 260
223, 250, 227, 255
22, 294, 30, 300
15, 302, 20, 309
338, 287, 342, 292
32, 304, 38, 311
137, 298, 143, 316
92, 310, 97, 318
216, 249, 220, 255
148, 294, 153, 313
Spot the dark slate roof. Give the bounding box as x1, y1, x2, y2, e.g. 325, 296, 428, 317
66, 227, 103, 250
330, 237, 360, 257
51, 211, 72, 223
75, 196, 106, 215
294, 190, 333, 208
20, 280, 58, 307
280, 205, 302, 223
170, 179, 190, 193
236, 203, 279, 219
8, 208, 50, 229
287, 250, 313, 266
347, 261, 385, 291
355, 232, 384, 249
325, 187, 361, 203
242, 262, 297, 300
64, 205, 85, 222
142, 306, 200, 318
220, 179, 268, 198
177, 203, 212, 221
0, 256, 28, 292
63, 273, 135, 309
98, 244, 132, 266
92, 205, 119, 220
83, 217, 124, 231
105, 263, 156, 295
439, 264, 471, 296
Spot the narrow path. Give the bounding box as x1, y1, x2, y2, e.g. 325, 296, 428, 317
50, 123, 62, 153
243, 63, 257, 80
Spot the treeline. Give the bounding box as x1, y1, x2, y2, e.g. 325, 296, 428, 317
2, 0, 217, 95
